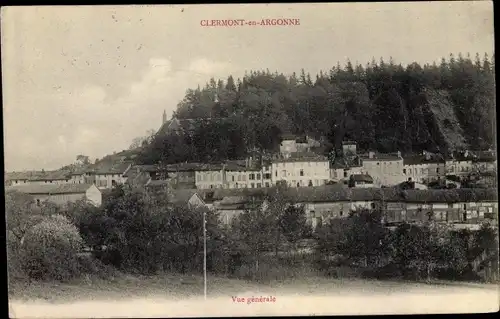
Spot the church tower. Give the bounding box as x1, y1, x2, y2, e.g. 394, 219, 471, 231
162, 110, 167, 125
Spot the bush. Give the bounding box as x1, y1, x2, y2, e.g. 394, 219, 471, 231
21, 215, 84, 281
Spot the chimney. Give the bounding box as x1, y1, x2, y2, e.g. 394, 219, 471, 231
397, 151, 401, 158
162, 110, 167, 124
464, 150, 469, 158
425, 152, 431, 160
369, 151, 375, 159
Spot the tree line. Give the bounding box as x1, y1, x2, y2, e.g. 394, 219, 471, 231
6, 185, 498, 284
136, 53, 495, 165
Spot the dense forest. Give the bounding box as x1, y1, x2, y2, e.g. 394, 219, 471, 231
137, 53, 495, 165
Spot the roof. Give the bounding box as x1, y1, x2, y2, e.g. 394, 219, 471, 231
164, 163, 222, 172
273, 152, 328, 163
342, 141, 357, 145
170, 189, 204, 205
403, 155, 445, 165
360, 153, 402, 161
146, 179, 170, 187
281, 133, 299, 141
331, 156, 363, 169
124, 164, 159, 177
5, 170, 72, 181
472, 151, 496, 163
382, 188, 498, 203
7, 183, 96, 195
206, 186, 498, 206
351, 174, 374, 183
86, 161, 132, 175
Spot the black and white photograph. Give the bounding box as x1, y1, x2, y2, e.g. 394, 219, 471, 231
2, 2, 498, 317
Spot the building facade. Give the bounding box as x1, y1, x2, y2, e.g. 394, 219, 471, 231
7, 183, 102, 207
361, 152, 404, 187
271, 153, 330, 188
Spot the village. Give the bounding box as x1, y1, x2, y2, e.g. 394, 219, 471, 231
5, 113, 498, 231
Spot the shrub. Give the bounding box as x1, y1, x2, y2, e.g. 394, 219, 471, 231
21, 215, 84, 281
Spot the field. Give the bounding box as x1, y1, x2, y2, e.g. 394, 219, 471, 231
9, 273, 499, 317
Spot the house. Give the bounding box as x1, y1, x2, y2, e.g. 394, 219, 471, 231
404, 152, 447, 184
381, 188, 498, 229
471, 150, 497, 173
124, 164, 159, 187
7, 183, 102, 207
195, 163, 226, 189
5, 171, 33, 186
209, 188, 270, 225
279, 134, 320, 157
445, 150, 474, 177
223, 160, 263, 189
169, 189, 207, 209
5, 170, 73, 186
361, 151, 405, 187
342, 141, 358, 157
349, 174, 374, 188
330, 156, 364, 183
69, 170, 86, 184
85, 161, 132, 189
271, 152, 330, 188
163, 163, 198, 189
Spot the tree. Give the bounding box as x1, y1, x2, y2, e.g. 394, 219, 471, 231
21, 214, 84, 281
76, 154, 90, 165
231, 206, 276, 278
315, 209, 390, 269
5, 191, 43, 245
278, 204, 310, 248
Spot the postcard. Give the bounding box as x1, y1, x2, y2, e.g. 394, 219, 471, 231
3, 2, 498, 318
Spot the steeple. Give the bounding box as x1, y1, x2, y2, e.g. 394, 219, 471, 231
162, 110, 167, 124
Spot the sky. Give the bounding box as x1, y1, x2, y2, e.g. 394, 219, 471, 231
1, 2, 495, 172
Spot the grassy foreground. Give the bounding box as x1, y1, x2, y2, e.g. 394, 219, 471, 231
9, 272, 499, 304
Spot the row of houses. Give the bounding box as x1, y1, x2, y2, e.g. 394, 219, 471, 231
5, 147, 496, 193
175, 186, 498, 230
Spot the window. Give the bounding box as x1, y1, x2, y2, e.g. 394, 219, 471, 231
232, 176, 235, 182
463, 204, 467, 210
249, 173, 255, 180
334, 171, 338, 178
344, 171, 348, 178
308, 180, 313, 187
403, 169, 406, 174
409, 169, 412, 174
275, 171, 278, 177
339, 211, 343, 217
436, 168, 440, 173
300, 169, 304, 176
257, 183, 261, 188
36, 199, 41, 207
264, 173, 271, 179
265, 182, 270, 187
256, 173, 261, 180
210, 185, 213, 189
251, 183, 255, 188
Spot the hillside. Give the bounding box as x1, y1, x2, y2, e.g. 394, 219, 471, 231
135, 53, 495, 165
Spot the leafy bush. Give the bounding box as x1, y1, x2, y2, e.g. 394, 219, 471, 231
21, 215, 84, 281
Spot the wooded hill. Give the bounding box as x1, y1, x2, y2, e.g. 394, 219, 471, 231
136, 53, 496, 165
